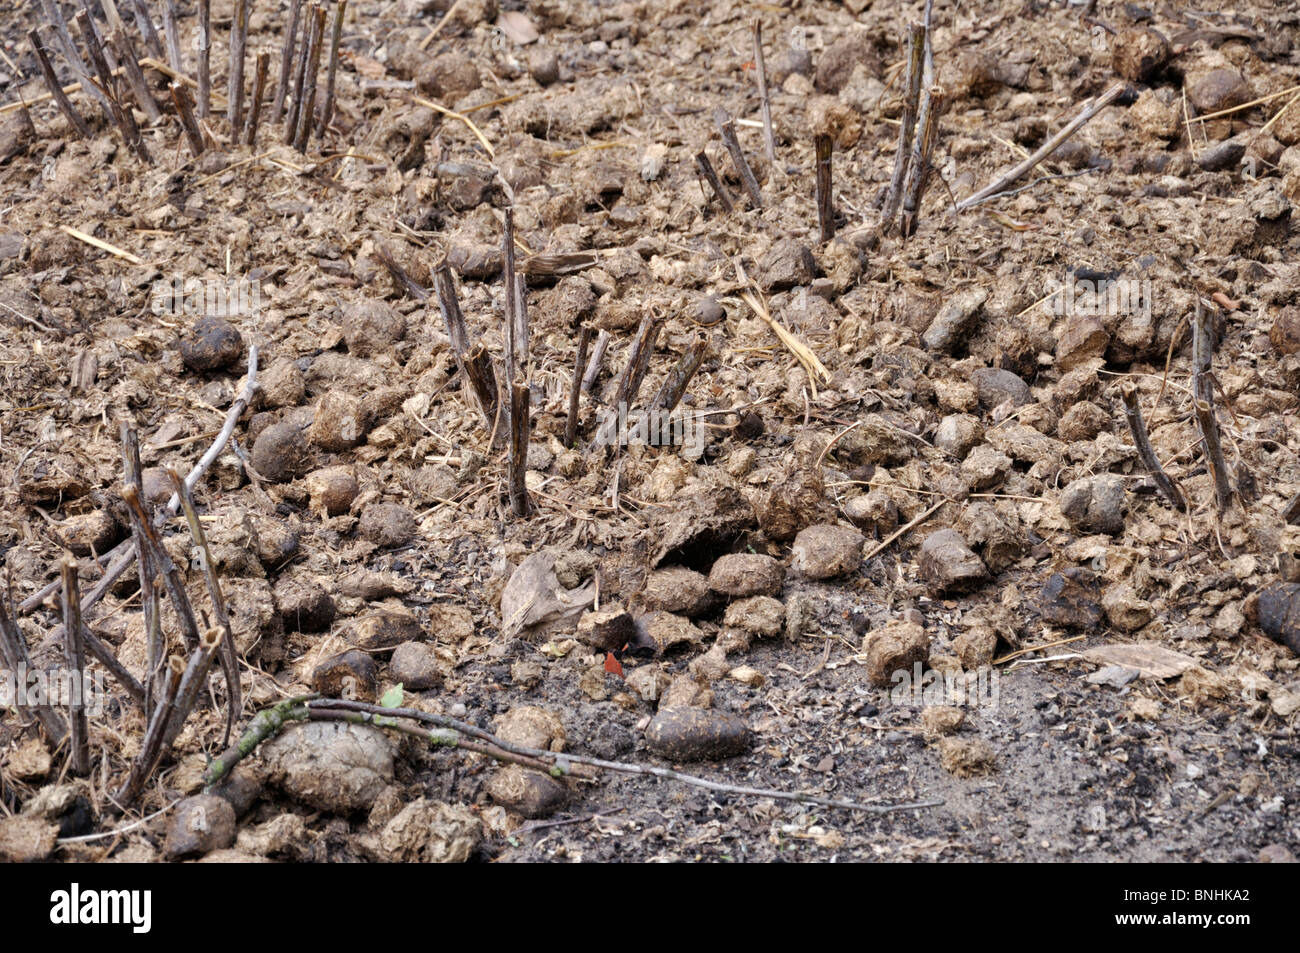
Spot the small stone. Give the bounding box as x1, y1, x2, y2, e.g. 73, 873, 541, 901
348, 609, 423, 650
708, 553, 785, 596
1059, 474, 1126, 535
209, 769, 262, 818
1270, 306, 1300, 355
758, 239, 816, 292
1056, 314, 1109, 370
639, 142, 667, 180
922, 706, 965, 740
5, 737, 51, 781
843, 491, 899, 534
496, 705, 566, 751
181, 315, 244, 372
1103, 584, 1154, 632
1038, 567, 1104, 629
312, 650, 378, 701
954, 626, 997, 669
728, 665, 764, 687
486, 765, 568, 818
961, 444, 1011, 491
863, 619, 930, 687
389, 641, 444, 690
923, 287, 987, 352
428, 604, 475, 642
342, 298, 406, 357
639, 611, 705, 653
262, 721, 395, 813
576, 604, 637, 652
0, 815, 58, 862
1111, 28, 1169, 84
694, 294, 724, 325
251, 421, 310, 483
1259, 844, 1297, 864
273, 575, 335, 632
790, 523, 865, 579
723, 596, 785, 638
1188, 68, 1251, 115
1197, 138, 1247, 172
528, 48, 560, 86
372, 798, 480, 863
938, 737, 996, 777
358, 502, 418, 547
305, 466, 359, 516
259, 358, 305, 409
971, 367, 1031, 409
309, 390, 370, 452
640, 566, 715, 616
645, 707, 752, 761
60, 510, 119, 557
934, 413, 983, 459
164, 794, 237, 860
919, 529, 989, 595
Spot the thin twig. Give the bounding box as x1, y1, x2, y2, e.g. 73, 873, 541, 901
28, 28, 90, 137
317, 0, 345, 138
0, 585, 67, 743
60, 559, 90, 776
694, 150, 734, 213
272, 0, 303, 124
566, 325, 593, 448
815, 133, 834, 242
956, 83, 1124, 210
752, 18, 776, 165
1120, 382, 1186, 512
714, 106, 762, 207
228, 0, 248, 131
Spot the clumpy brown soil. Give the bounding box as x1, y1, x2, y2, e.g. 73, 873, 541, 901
1, 0, 1299, 862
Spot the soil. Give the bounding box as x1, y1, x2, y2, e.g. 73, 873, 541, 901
0, 0, 1298, 863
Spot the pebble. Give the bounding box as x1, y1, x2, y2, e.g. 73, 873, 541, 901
971, 367, 1031, 409
923, 287, 987, 352
645, 707, 752, 762
919, 529, 989, 594
389, 641, 444, 691
790, 523, 866, 579
708, 553, 785, 597
164, 794, 236, 860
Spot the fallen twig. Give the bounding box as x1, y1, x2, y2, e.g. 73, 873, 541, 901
1120, 382, 1186, 512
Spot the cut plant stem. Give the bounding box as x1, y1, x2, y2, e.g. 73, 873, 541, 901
694, 150, 734, 213
167, 468, 240, 746
121, 424, 163, 716
956, 83, 1124, 210
650, 334, 707, 414
272, 0, 303, 123
581, 329, 610, 394
429, 262, 499, 435
565, 325, 593, 447
752, 18, 776, 164
243, 51, 270, 145
508, 382, 531, 517
284, 2, 315, 139
317, 0, 346, 138
293, 4, 327, 150
61, 559, 90, 776
39, 0, 112, 117
171, 81, 206, 156
113, 655, 182, 807
160, 0, 184, 74
880, 22, 925, 230
815, 133, 834, 242
76, 10, 150, 162
713, 106, 762, 207
228, 0, 248, 130
1120, 382, 1186, 512
197, 0, 211, 117
0, 586, 67, 743
900, 87, 942, 238
1191, 300, 1233, 510
126, 0, 165, 61
163, 628, 223, 748
28, 29, 90, 137
109, 28, 163, 123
